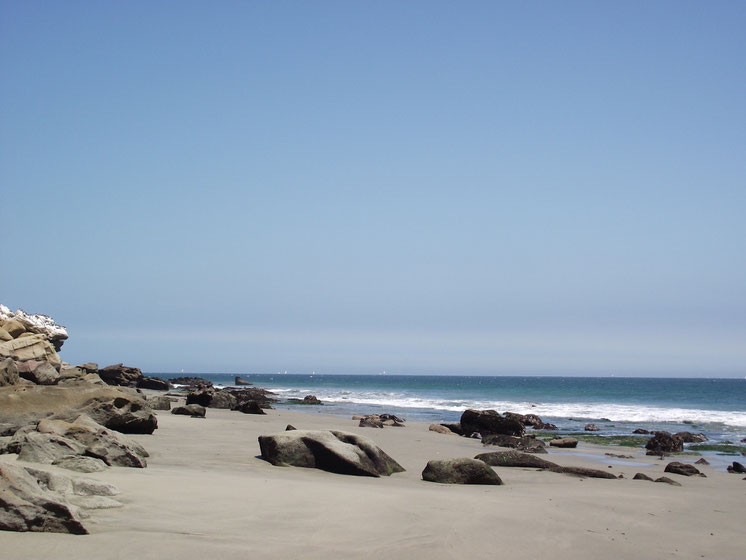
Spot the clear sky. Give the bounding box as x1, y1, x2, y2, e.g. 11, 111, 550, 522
2, 1, 745, 376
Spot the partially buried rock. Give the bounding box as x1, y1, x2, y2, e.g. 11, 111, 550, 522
233, 401, 265, 414
171, 404, 206, 418
285, 424, 296, 431
664, 461, 705, 477
259, 430, 404, 477
633, 473, 654, 481
549, 437, 579, 448
727, 461, 746, 474
429, 424, 455, 435
695, 458, 710, 465
655, 476, 682, 486
422, 458, 502, 485
475, 450, 556, 469
0, 463, 88, 534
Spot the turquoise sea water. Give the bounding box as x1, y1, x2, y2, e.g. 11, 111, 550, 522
157, 373, 746, 444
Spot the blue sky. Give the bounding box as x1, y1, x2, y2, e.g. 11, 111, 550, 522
2, 1, 745, 376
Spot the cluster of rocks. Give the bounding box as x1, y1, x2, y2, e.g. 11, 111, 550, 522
434, 409, 557, 442
643, 431, 707, 456
183, 386, 277, 417
0, 305, 160, 534
288, 394, 322, 405
353, 413, 405, 428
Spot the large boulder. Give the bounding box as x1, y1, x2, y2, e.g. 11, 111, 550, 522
233, 400, 265, 414
147, 395, 172, 410
209, 390, 238, 409
0, 334, 61, 371
460, 409, 524, 437
549, 437, 579, 448
674, 431, 707, 443
422, 458, 502, 485
481, 434, 547, 453
0, 357, 20, 386
0, 463, 88, 534
97, 363, 143, 387
645, 432, 684, 454
171, 404, 206, 418
258, 430, 404, 477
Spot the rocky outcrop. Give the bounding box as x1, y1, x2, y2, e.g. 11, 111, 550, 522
503, 412, 557, 430
169, 376, 213, 389
460, 409, 524, 438
421, 458, 502, 485
645, 432, 683, 455
0, 334, 62, 371
0, 305, 68, 351
97, 363, 143, 387
258, 430, 404, 477
16, 360, 59, 385
549, 437, 579, 448
0, 384, 157, 435
171, 404, 206, 417
481, 434, 547, 453
664, 462, 705, 477
137, 377, 170, 391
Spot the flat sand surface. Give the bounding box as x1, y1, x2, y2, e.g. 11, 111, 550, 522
2, 402, 745, 559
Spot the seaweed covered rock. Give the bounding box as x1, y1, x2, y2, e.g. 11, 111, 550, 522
645, 432, 683, 455
481, 434, 546, 453
259, 430, 404, 477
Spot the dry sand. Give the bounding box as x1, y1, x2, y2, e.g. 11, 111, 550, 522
2, 402, 745, 559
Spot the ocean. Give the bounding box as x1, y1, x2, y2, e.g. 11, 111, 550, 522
156, 373, 746, 447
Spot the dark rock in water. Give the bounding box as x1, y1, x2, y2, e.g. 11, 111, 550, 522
440, 423, 464, 436
97, 363, 143, 387
422, 458, 502, 485
633, 428, 651, 434
137, 377, 170, 391
674, 431, 708, 443
288, 395, 322, 405
645, 432, 683, 454
481, 434, 547, 453
655, 476, 681, 486
475, 450, 556, 469
460, 409, 524, 437
228, 387, 277, 409
233, 401, 265, 415
259, 430, 404, 477
694, 458, 710, 465
285, 424, 296, 431
633, 473, 654, 481
171, 404, 206, 418
169, 376, 213, 389
234, 376, 252, 386
503, 412, 555, 430
549, 437, 579, 448
727, 461, 746, 474
0, 463, 88, 534
584, 423, 600, 432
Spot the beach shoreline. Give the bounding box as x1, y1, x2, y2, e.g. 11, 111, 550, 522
2, 400, 744, 560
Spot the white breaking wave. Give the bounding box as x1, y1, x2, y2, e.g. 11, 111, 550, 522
266, 387, 746, 427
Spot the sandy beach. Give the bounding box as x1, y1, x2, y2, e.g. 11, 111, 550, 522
2, 400, 744, 560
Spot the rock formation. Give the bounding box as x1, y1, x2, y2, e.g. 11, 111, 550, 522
421, 458, 502, 485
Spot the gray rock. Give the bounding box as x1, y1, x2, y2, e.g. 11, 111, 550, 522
0, 357, 19, 386
17, 361, 59, 385
147, 395, 172, 410
172, 404, 206, 417
78, 393, 158, 434
259, 429, 404, 477
475, 450, 556, 469
14, 432, 87, 463
549, 437, 579, 448
0, 463, 88, 534
52, 456, 108, 473
209, 390, 237, 409
422, 458, 502, 485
